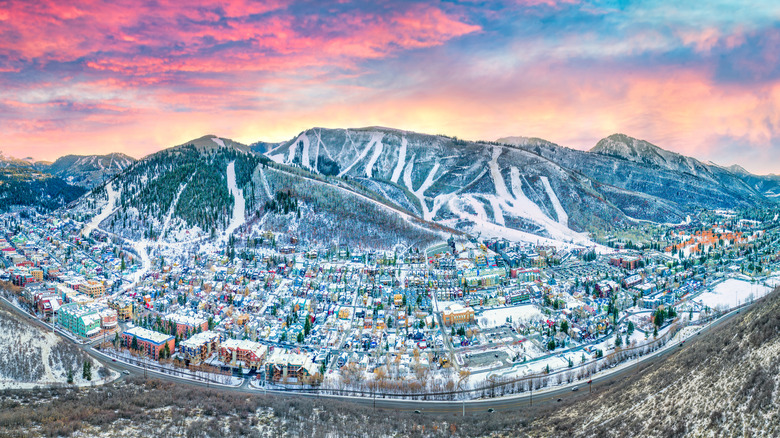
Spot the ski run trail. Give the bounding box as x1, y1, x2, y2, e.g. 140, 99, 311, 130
540, 176, 568, 225
82, 183, 119, 237
223, 161, 246, 242
338, 132, 383, 177
443, 146, 591, 248
391, 137, 407, 183
158, 173, 194, 240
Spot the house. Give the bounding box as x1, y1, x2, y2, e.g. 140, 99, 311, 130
58, 303, 102, 338
164, 312, 209, 335
80, 280, 105, 298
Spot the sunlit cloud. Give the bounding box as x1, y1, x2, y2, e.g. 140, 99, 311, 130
1, 0, 780, 174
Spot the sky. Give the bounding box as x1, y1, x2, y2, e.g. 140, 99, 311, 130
2, 0, 780, 174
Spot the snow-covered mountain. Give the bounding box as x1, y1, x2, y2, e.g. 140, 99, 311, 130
45, 153, 135, 188
74, 134, 443, 250
70, 127, 777, 251
264, 127, 779, 246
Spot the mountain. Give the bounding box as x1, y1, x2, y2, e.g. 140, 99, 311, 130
0, 166, 86, 212
499, 134, 770, 216
45, 153, 135, 188
263, 127, 774, 246
590, 133, 714, 175
75, 134, 443, 250
71, 127, 776, 250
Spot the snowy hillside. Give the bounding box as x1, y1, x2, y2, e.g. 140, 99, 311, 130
74, 135, 263, 244
45, 153, 136, 188
500, 134, 769, 214
0, 302, 111, 389
265, 127, 682, 246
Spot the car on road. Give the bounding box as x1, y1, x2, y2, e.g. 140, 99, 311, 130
572, 386, 579, 391
112, 358, 116, 362
122, 370, 130, 375
487, 408, 494, 413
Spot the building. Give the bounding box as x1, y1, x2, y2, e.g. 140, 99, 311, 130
58, 303, 102, 338
179, 331, 222, 366
442, 304, 475, 326
164, 312, 209, 336
80, 280, 105, 298
108, 297, 134, 321
122, 327, 175, 359
99, 307, 118, 332
219, 339, 268, 369
265, 349, 319, 383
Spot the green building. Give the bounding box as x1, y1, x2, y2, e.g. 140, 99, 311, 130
58, 303, 101, 338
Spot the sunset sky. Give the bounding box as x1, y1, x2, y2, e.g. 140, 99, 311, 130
2, 0, 780, 174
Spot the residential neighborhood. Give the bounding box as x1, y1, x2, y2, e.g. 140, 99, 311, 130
1, 207, 779, 395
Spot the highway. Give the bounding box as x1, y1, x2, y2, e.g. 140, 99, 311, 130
0, 291, 744, 416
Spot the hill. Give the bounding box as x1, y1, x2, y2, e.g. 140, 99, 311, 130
45, 153, 135, 188
74, 134, 443, 250
527, 285, 780, 437
0, 291, 111, 389
0, 167, 86, 212
265, 127, 775, 245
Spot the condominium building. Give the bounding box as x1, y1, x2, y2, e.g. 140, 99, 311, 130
180, 331, 222, 365
122, 326, 175, 359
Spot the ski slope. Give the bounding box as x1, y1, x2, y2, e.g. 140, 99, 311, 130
223, 161, 246, 242
391, 137, 407, 183
159, 174, 193, 240
338, 132, 383, 177
540, 176, 568, 225
364, 135, 384, 178
82, 183, 119, 237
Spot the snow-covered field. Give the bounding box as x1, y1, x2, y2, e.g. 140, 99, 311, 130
695, 279, 772, 309
477, 304, 544, 329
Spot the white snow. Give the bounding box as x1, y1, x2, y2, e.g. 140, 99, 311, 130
364, 135, 384, 178
223, 161, 246, 241
695, 278, 771, 309
540, 176, 568, 225
258, 166, 273, 200
297, 133, 312, 170
211, 137, 226, 148
125, 239, 152, 289
391, 136, 407, 183
82, 183, 119, 237
478, 305, 544, 329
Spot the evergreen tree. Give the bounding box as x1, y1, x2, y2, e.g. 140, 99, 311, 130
82, 361, 92, 381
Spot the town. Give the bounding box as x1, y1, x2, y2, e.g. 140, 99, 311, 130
2, 206, 779, 396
